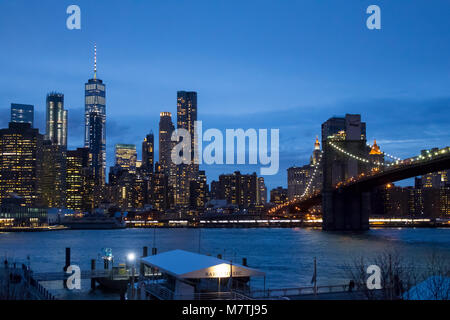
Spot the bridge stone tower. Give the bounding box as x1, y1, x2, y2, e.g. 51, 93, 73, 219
321, 114, 371, 231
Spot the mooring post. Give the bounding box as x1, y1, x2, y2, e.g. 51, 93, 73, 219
242, 258, 247, 266
91, 259, 96, 290
64, 248, 71, 271
140, 246, 148, 276
217, 254, 222, 259
152, 247, 157, 255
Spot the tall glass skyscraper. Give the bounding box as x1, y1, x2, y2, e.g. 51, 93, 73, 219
159, 112, 175, 175
176, 91, 199, 207
177, 91, 198, 165
142, 132, 154, 173
45, 93, 67, 147
11, 103, 34, 127
84, 44, 106, 184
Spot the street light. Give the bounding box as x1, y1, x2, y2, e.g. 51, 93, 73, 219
127, 252, 136, 262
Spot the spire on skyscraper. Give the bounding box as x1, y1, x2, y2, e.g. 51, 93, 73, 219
94, 43, 97, 79
314, 136, 320, 150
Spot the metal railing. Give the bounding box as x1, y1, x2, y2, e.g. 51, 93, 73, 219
144, 283, 252, 300
248, 284, 350, 298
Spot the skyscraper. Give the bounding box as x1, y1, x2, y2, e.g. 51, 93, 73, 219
159, 112, 175, 174
115, 144, 137, 173
85, 44, 106, 185
152, 162, 169, 212
0, 122, 43, 206
142, 132, 154, 173
66, 147, 95, 212
41, 140, 67, 208
45, 93, 68, 147
176, 91, 199, 207
177, 91, 198, 165
189, 170, 208, 211
11, 104, 34, 127
159, 112, 176, 206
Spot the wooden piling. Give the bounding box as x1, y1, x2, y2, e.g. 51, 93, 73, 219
91, 259, 96, 290
64, 248, 71, 271
140, 246, 148, 276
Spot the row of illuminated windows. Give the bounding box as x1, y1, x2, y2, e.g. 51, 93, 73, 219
85, 84, 105, 91
85, 96, 106, 105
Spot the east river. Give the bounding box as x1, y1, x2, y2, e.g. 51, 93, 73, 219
1, 228, 449, 299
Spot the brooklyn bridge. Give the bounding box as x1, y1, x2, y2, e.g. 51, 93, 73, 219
269, 116, 450, 231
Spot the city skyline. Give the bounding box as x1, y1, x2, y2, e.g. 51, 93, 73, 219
1, 1, 450, 192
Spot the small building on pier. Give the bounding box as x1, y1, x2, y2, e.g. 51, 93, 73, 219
139, 249, 265, 300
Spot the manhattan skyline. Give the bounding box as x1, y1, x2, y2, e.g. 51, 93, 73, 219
1, 1, 450, 192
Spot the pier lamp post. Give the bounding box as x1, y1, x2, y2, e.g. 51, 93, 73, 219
127, 253, 136, 299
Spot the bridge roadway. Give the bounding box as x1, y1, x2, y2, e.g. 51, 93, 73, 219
341, 151, 450, 192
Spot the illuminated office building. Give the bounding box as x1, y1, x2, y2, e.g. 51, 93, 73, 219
11, 103, 34, 127
215, 171, 258, 209
41, 141, 66, 208
152, 162, 169, 212
176, 91, 199, 207
142, 132, 154, 173
0, 123, 43, 206
270, 187, 288, 205
257, 177, 267, 205
189, 170, 208, 211
85, 44, 106, 185
159, 112, 175, 174
159, 112, 176, 207
46, 92, 68, 147
66, 148, 95, 212
115, 144, 137, 173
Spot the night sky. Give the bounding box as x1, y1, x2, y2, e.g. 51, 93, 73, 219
1, 0, 449, 191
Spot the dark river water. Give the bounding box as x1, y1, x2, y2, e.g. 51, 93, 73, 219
1, 228, 449, 299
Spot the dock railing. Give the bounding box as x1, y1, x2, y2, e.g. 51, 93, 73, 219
143, 283, 252, 300
247, 284, 350, 299
1, 263, 56, 300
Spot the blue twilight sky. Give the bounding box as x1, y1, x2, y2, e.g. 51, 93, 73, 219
0, 0, 449, 192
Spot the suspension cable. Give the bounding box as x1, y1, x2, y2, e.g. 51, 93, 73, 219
329, 141, 384, 166
300, 151, 323, 198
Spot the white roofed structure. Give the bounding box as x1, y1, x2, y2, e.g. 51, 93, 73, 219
140, 249, 265, 279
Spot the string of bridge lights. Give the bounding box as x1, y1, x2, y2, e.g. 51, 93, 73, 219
300, 151, 323, 199
267, 152, 323, 215
328, 141, 384, 166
